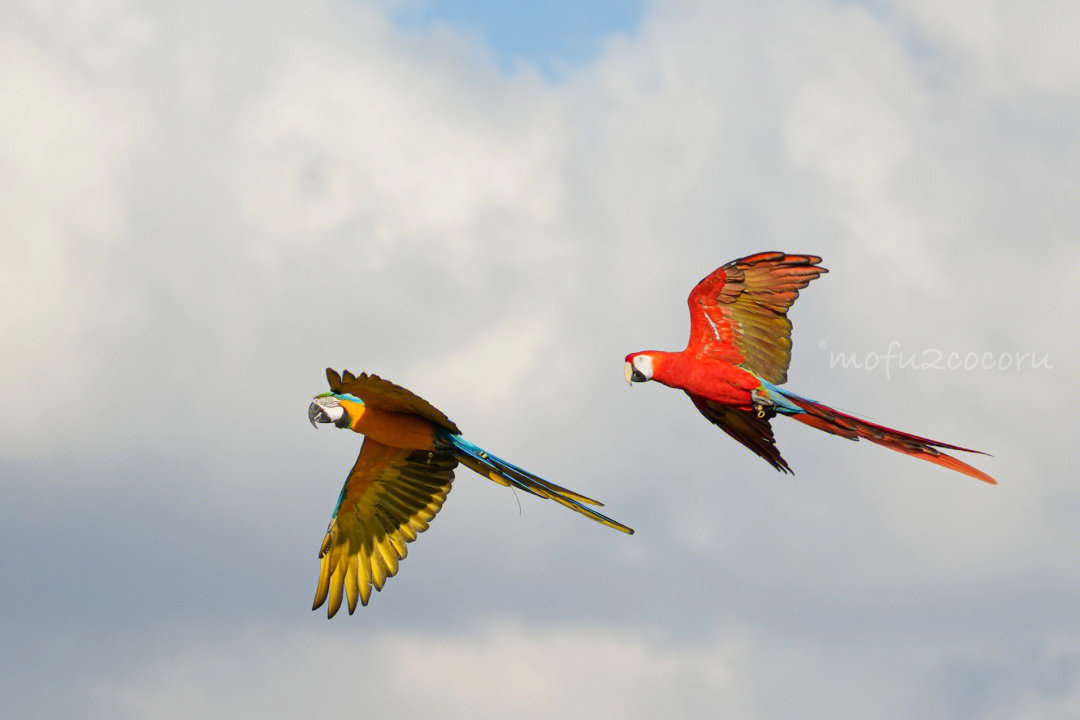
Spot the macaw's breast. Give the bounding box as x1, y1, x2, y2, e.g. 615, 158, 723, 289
338, 398, 438, 451
657, 354, 761, 407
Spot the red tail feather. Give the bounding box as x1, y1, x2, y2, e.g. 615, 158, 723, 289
784, 394, 996, 484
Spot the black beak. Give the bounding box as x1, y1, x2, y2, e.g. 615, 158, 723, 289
308, 403, 324, 428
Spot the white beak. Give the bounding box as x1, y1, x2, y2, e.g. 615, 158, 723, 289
624, 361, 633, 386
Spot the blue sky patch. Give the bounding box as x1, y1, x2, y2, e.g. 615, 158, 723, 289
393, 0, 645, 79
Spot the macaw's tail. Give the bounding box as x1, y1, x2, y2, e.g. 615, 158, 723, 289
440, 433, 635, 534
779, 390, 996, 484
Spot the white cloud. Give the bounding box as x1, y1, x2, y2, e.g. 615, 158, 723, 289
409, 309, 557, 419
99, 620, 737, 719
0, 28, 149, 458
96, 617, 925, 719
898, 0, 1080, 93
233, 28, 565, 255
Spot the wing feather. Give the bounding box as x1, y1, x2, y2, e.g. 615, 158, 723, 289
326, 368, 460, 434
686, 252, 827, 384
313, 438, 456, 616
689, 393, 792, 474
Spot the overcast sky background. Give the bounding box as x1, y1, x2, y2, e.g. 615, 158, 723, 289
3, 1, 1079, 717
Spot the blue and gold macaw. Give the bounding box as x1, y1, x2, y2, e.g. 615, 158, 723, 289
308, 369, 632, 616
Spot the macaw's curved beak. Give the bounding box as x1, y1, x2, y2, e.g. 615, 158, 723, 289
625, 361, 647, 385
308, 399, 344, 428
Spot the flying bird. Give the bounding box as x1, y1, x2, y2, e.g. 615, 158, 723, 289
624, 252, 994, 483
308, 369, 632, 616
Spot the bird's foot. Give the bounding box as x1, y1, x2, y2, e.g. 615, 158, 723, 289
429, 437, 454, 463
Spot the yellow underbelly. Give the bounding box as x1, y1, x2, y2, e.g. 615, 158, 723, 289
339, 399, 436, 450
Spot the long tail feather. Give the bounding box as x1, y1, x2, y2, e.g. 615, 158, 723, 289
443, 433, 634, 534
780, 391, 996, 484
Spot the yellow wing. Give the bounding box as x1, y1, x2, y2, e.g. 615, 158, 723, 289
313, 438, 457, 616
327, 368, 460, 434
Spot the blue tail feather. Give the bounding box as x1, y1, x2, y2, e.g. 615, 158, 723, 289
755, 379, 807, 415
439, 431, 633, 534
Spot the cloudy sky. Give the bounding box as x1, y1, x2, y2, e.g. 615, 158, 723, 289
3, 1, 1079, 717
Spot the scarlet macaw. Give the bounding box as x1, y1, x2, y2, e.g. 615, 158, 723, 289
624, 252, 994, 483
308, 369, 632, 616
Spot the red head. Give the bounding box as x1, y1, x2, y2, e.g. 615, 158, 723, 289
624, 352, 656, 385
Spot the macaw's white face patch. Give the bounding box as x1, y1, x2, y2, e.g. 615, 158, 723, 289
633, 354, 654, 379
625, 354, 654, 385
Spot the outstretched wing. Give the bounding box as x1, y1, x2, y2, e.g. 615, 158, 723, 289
327, 368, 460, 434
689, 393, 792, 474
686, 252, 827, 384
313, 438, 457, 616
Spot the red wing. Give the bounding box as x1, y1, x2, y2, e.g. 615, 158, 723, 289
689, 393, 792, 474
686, 252, 827, 384
327, 369, 460, 434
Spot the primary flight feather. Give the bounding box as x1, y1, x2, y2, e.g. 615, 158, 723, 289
624, 252, 995, 483
308, 369, 632, 616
